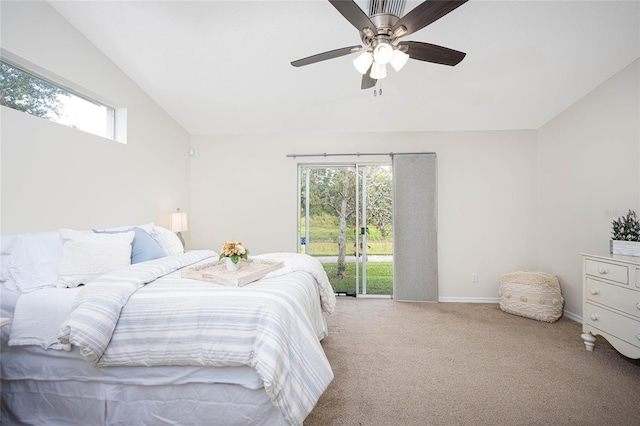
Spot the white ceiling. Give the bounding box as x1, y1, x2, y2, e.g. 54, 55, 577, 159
49, 0, 640, 135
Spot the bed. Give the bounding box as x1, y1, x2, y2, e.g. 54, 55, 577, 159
0, 226, 335, 425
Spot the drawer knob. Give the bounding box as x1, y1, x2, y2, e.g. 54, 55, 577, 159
597, 267, 608, 275
590, 288, 600, 295
590, 314, 599, 321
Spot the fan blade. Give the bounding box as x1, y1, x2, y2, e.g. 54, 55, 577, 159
361, 69, 376, 89
392, 0, 468, 38
291, 45, 362, 67
399, 41, 466, 66
329, 0, 376, 34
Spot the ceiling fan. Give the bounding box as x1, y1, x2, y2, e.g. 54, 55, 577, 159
291, 0, 468, 90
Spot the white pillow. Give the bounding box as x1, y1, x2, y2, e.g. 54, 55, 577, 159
7, 232, 63, 293
1, 235, 18, 289
152, 226, 184, 256
57, 229, 134, 288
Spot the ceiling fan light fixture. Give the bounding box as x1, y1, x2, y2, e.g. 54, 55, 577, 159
373, 42, 393, 65
390, 49, 409, 72
353, 51, 374, 74
370, 62, 387, 80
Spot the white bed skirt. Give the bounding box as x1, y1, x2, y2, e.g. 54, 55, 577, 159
1, 337, 288, 425
1, 379, 288, 426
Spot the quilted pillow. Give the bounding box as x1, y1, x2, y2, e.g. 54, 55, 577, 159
94, 227, 165, 264
152, 226, 184, 256
7, 232, 63, 293
57, 229, 134, 288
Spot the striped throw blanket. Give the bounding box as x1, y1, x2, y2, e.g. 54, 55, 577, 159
58, 251, 335, 426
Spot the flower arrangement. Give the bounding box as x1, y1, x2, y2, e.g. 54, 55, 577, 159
219, 240, 249, 264
611, 210, 640, 241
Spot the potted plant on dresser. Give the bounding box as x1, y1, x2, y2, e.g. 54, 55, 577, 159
611, 209, 640, 256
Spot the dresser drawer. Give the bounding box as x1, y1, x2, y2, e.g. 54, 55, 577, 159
586, 278, 640, 318
585, 259, 628, 285
585, 303, 640, 349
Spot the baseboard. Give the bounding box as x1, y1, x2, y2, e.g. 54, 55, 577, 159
438, 298, 583, 323
563, 309, 581, 323
438, 297, 501, 303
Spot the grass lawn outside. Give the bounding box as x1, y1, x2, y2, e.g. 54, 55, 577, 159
302, 240, 393, 256
321, 261, 393, 295
301, 217, 393, 256
302, 215, 393, 295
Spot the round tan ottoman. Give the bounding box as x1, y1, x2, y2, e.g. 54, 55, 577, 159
499, 270, 564, 323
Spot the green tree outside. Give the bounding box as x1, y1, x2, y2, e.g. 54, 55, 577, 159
0, 61, 67, 118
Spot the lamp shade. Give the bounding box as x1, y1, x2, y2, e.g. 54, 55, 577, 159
170, 210, 188, 232
373, 43, 393, 65
390, 49, 410, 72
370, 62, 387, 80
353, 51, 374, 74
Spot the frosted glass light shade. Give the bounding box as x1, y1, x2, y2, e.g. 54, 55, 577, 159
170, 211, 188, 232
373, 43, 393, 65
353, 52, 374, 74
370, 62, 387, 80
390, 49, 410, 72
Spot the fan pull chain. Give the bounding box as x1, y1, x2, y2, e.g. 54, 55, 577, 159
373, 81, 383, 97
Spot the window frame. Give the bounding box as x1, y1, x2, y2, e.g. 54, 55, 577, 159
0, 50, 124, 143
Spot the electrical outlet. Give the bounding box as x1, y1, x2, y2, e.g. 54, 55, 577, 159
471, 273, 478, 283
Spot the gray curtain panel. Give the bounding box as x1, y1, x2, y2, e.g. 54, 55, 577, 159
392, 153, 438, 302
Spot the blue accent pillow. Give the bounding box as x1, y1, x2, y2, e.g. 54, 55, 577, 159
93, 227, 165, 264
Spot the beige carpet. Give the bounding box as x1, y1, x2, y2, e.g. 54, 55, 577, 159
304, 299, 640, 426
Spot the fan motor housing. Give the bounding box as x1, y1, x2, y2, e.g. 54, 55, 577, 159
361, 13, 400, 46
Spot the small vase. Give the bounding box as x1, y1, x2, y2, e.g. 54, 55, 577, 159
225, 257, 239, 272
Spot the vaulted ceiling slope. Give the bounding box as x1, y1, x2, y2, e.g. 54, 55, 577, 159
49, 0, 640, 135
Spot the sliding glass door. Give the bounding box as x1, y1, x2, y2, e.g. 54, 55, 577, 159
298, 164, 393, 297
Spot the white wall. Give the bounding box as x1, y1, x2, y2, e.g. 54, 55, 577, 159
537, 59, 640, 317
0, 1, 191, 233
190, 130, 539, 301
192, 60, 639, 314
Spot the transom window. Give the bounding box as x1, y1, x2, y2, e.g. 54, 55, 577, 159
0, 59, 117, 141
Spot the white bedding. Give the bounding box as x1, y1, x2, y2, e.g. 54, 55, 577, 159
9, 287, 80, 350
1, 379, 288, 426
257, 252, 336, 314
4, 250, 335, 426
1, 344, 262, 388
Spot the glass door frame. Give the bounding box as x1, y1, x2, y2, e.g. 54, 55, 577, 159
296, 161, 391, 297
358, 164, 366, 294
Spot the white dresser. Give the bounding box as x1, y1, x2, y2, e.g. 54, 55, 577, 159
581, 253, 640, 359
